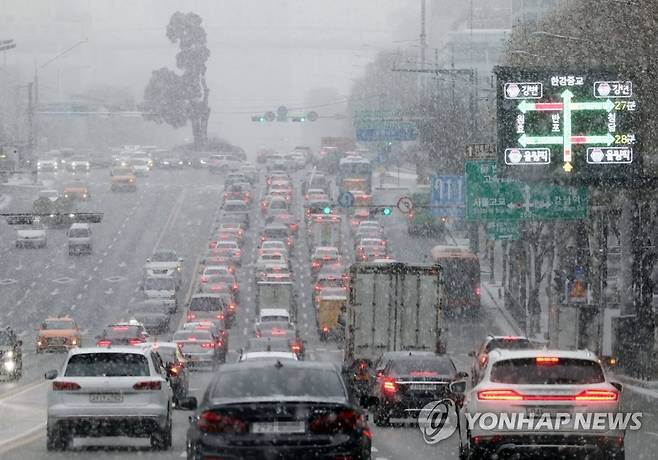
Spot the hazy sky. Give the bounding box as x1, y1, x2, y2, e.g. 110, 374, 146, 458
1, 0, 464, 151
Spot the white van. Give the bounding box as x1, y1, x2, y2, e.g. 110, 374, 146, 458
67, 223, 92, 255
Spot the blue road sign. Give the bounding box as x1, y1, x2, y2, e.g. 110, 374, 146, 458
355, 122, 417, 142
337, 191, 355, 209
431, 175, 465, 218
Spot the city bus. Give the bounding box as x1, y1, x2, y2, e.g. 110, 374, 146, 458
430, 245, 481, 312
337, 155, 372, 195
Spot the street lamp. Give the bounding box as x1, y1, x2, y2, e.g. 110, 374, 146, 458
31, 38, 88, 149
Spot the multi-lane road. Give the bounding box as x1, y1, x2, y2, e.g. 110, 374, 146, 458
0, 166, 656, 459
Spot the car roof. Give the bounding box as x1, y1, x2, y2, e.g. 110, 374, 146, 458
67, 346, 150, 357
69, 223, 90, 230
44, 316, 75, 322
219, 359, 338, 373
487, 348, 598, 365
260, 308, 290, 317
241, 351, 298, 360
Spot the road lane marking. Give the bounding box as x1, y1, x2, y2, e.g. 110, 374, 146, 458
0, 422, 46, 454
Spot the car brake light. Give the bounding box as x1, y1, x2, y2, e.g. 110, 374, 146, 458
187, 313, 196, 321
198, 411, 248, 433
97, 339, 112, 347
201, 342, 215, 349
323, 326, 329, 332
200, 276, 208, 283
479, 354, 488, 366
291, 342, 302, 353
312, 261, 320, 268
129, 338, 144, 346
536, 356, 560, 365
228, 303, 236, 311
474, 286, 481, 296
112, 326, 129, 331
53, 381, 81, 391
133, 381, 162, 390
575, 389, 618, 401
217, 313, 225, 320
477, 389, 523, 401
314, 284, 321, 291
382, 378, 397, 395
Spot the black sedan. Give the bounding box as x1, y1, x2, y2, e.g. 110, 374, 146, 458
181, 360, 372, 459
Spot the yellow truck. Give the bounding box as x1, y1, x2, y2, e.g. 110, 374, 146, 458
315, 288, 347, 341
110, 166, 137, 192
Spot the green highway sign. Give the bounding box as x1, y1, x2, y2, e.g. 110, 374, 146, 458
353, 109, 402, 121
495, 67, 640, 184
487, 221, 520, 240
465, 160, 587, 221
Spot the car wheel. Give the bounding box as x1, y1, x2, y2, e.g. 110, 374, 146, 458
372, 404, 390, 427
150, 418, 172, 450
46, 424, 70, 451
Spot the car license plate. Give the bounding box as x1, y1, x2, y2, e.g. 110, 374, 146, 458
89, 393, 123, 403
410, 384, 437, 391
527, 406, 571, 418
251, 421, 305, 434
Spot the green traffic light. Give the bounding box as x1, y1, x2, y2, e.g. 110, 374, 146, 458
322, 206, 331, 214
382, 207, 392, 216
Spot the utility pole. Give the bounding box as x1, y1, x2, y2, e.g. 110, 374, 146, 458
27, 82, 34, 150
419, 0, 427, 99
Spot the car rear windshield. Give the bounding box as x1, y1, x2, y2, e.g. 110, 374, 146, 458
104, 326, 141, 339
173, 331, 213, 342
134, 302, 168, 313
389, 358, 456, 376
224, 203, 246, 212
270, 200, 287, 209
43, 320, 75, 330
68, 229, 89, 238
189, 297, 225, 311
490, 358, 605, 384
212, 367, 345, 399
261, 316, 290, 323
151, 252, 176, 262
265, 229, 288, 238
485, 338, 533, 353
144, 277, 175, 290
65, 353, 150, 377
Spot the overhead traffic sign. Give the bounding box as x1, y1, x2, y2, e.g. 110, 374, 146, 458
431, 175, 465, 218
465, 160, 587, 221
355, 121, 417, 142
486, 221, 520, 240
337, 191, 355, 209
396, 196, 413, 213
495, 67, 640, 184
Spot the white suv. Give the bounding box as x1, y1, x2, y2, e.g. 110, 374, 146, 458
46, 347, 173, 451
456, 349, 625, 459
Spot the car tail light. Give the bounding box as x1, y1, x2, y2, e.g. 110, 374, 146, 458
474, 286, 481, 296
309, 409, 367, 435
255, 329, 262, 338
133, 381, 162, 390
290, 223, 297, 231
187, 313, 196, 321
201, 342, 215, 349
129, 338, 145, 346
228, 303, 236, 311
232, 283, 239, 290
575, 389, 618, 401
477, 389, 523, 401
200, 276, 208, 283
323, 326, 329, 332
314, 284, 321, 291
53, 381, 81, 391
198, 411, 248, 433
382, 378, 397, 395
217, 313, 225, 320
97, 339, 112, 347
291, 342, 302, 353
312, 261, 320, 268
536, 356, 560, 365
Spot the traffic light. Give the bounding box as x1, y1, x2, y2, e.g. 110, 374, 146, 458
369, 207, 392, 217
322, 206, 331, 215
251, 115, 266, 122
291, 116, 305, 122
382, 207, 392, 216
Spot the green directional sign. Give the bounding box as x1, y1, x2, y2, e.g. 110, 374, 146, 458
465, 160, 587, 221
487, 221, 520, 240
495, 67, 640, 184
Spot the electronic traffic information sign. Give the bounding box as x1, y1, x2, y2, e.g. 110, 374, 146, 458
495, 67, 640, 184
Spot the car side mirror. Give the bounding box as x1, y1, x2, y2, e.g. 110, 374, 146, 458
45, 370, 58, 380
177, 397, 198, 410
456, 371, 469, 380
467, 351, 476, 357
610, 381, 623, 393
359, 395, 378, 408
449, 380, 467, 395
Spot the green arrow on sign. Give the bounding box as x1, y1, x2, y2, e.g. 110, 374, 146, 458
571, 99, 615, 112
518, 133, 563, 147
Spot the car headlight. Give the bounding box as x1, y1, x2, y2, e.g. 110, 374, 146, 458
3, 360, 15, 371
71, 338, 77, 345
5, 350, 13, 359
177, 266, 182, 272
37, 340, 42, 346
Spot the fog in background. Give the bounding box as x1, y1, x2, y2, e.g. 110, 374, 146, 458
0, 0, 465, 154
